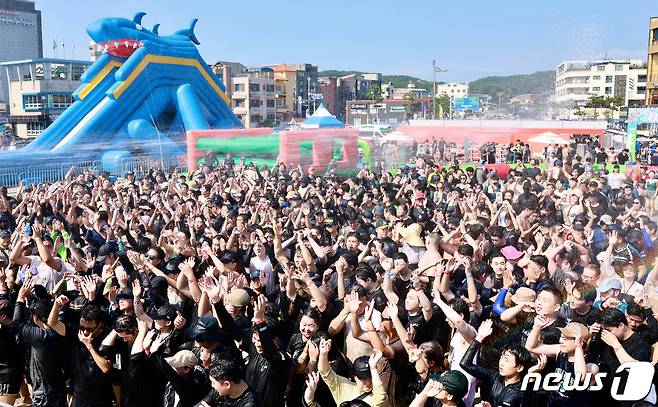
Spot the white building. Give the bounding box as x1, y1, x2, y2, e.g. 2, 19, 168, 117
555, 59, 647, 107
392, 82, 430, 99
436, 82, 469, 100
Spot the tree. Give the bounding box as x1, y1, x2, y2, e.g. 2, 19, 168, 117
403, 92, 421, 114
367, 84, 383, 102
586, 95, 625, 119
573, 108, 586, 120
436, 94, 451, 118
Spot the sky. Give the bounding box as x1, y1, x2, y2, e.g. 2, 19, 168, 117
36, 0, 656, 82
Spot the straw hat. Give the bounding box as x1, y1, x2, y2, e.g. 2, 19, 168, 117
558, 322, 590, 341
396, 223, 424, 247
510, 287, 536, 305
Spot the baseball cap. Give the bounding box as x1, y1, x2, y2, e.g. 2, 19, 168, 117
558, 322, 591, 341
437, 370, 469, 400
597, 277, 621, 293
352, 356, 372, 380
165, 350, 198, 369
96, 243, 117, 262
151, 304, 178, 321
600, 214, 614, 225
375, 220, 389, 230
225, 289, 251, 308
501, 245, 523, 260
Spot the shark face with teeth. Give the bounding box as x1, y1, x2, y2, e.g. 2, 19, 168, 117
86, 12, 155, 58
87, 12, 200, 59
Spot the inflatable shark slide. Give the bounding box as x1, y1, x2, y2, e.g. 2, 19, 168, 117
0, 12, 241, 176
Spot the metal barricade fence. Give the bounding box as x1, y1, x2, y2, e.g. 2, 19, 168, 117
0, 155, 188, 188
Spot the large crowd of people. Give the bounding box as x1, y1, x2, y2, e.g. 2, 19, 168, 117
1, 142, 658, 407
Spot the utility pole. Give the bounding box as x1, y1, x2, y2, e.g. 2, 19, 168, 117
432, 59, 447, 120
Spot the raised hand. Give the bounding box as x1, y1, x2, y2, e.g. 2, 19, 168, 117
253, 295, 266, 322
56, 294, 70, 306
528, 354, 547, 374
17, 276, 35, 301
476, 319, 494, 341
319, 338, 332, 355
304, 371, 321, 404
174, 311, 186, 330
132, 278, 142, 298
422, 380, 442, 398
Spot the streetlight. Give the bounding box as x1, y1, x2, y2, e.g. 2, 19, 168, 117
432, 59, 447, 120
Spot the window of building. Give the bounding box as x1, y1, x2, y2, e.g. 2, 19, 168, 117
27, 122, 45, 136
593, 75, 601, 80
605, 87, 612, 95
605, 76, 613, 83
615, 65, 624, 71
276, 99, 284, 107
276, 85, 283, 93
234, 84, 244, 92
592, 87, 600, 92
597, 65, 605, 72
266, 84, 275, 92
266, 100, 275, 107
23, 94, 43, 110
51, 63, 68, 80
51, 94, 73, 108
249, 83, 260, 92
249, 100, 260, 108
72, 64, 86, 81
234, 100, 243, 108
639, 75, 647, 82
638, 87, 646, 95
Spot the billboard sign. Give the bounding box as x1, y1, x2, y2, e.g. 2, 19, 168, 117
350, 103, 367, 109
454, 97, 480, 112
309, 93, 324, 100
389, 106, 406, 113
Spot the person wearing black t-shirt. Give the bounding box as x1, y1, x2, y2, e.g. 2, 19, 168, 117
589, 308, 651, 407
526, 320, 599, 407
12, 279, 67, 407
244, 295, 291, 407
203, 359, 260, 407
0, 298, 24, 406
48, 297, 114, 407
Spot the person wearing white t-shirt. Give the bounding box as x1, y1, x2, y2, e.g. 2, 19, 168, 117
249, 240, 274, 294
606, 165, 627, 196
10, 225, 72, 294
432, 292, 478, 407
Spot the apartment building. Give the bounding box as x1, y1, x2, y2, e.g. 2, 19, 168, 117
555, 59, 647, 107
647, 17, 658, 105
231, 67, 276, 128
436, 82, 469, 100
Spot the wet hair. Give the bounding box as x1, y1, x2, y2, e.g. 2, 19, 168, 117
114, 315, 137, 333
448, 298, 470, 320
490, 226, 505, 239
30, 299, 54, 323
80, 305, 105, 325
457, 244, 474, 257
355, 263, 377, 283
599, 308, 628, 328
419, 340, 446, 370
209, 359, 244, 383
530, 255, 549, 271
626, 302, 646, 320
471, 260, 493, 281
342, 251, 359, 268
300, 308, 322, 327
539, 286, 563, 304
501, 343, 532, 374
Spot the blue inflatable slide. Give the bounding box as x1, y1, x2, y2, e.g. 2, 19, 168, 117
0, 12, 241, 177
